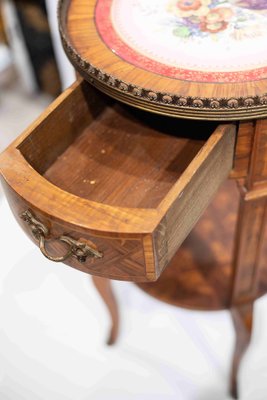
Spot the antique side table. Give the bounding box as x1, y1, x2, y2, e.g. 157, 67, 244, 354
1, 0, 267, 398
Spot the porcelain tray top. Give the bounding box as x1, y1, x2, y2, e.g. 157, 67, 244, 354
59, 0, 267, 120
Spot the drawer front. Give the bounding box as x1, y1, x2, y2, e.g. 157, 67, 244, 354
2, 181, 154, 282
0, 80, 236, 282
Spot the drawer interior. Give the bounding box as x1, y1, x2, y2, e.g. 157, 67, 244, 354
1, 80, 235, 282
18, 83, 219, 210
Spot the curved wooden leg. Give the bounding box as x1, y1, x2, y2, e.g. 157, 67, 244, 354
230, 302, 253, 399
92, 276, 119, 345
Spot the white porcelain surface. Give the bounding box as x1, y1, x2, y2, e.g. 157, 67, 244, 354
96, 0, 267, 81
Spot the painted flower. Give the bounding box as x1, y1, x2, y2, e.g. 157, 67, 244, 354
177, 0, 202, 11
235, 0, 267, 10
200, 7, 233, 33
173, 25, 192, 37
167, 0, 211, 18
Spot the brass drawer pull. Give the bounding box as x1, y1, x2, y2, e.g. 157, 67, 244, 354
21, 210, 103, 263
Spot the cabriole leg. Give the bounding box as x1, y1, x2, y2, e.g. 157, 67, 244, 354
92, 276, 119, 345
230, 302, 253, 399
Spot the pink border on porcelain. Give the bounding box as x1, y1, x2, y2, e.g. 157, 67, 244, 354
95, 0, 267, 84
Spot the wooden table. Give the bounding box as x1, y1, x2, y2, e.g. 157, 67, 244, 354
1, 0, 267, 398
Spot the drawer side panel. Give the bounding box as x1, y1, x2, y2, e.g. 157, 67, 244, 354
155, 125, 236, 273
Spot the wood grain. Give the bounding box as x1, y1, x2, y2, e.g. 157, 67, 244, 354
156, 124, 236, 274
137, 180, 235, 310
137, 179, 267, 310
247, 118, 267, 191
230, 121, 254, 180
58, 0, 267, 120
231, 195, 267, 304
0, 2, 266, 396
232, 119, 267, 305
43, 104, 204, 209
0, 80, 235, 282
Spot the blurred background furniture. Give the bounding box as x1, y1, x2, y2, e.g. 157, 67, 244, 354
0, 0, 75, 93
1, 0, 61, 95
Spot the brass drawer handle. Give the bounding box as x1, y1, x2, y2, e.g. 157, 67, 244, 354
21, 210, 103, 263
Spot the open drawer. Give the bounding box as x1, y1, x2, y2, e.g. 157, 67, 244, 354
0, 80, 236, 282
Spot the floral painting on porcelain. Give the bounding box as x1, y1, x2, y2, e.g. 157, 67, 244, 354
167, 0, 267, 38
95, 0, 267, 82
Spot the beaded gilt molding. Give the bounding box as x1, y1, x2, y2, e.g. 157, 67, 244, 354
58, 0, 267, 121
